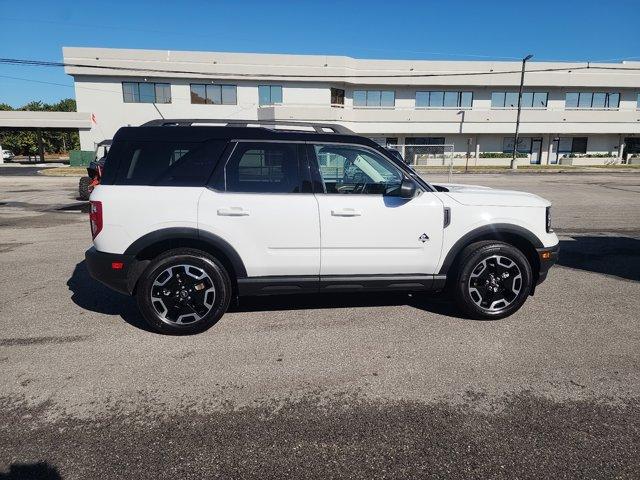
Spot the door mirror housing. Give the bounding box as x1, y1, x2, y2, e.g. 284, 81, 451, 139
399, 178, 417, 198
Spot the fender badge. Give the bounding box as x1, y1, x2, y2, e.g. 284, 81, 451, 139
419, 233, 429, 243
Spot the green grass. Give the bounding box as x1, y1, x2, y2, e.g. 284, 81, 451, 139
579, 163, 640, 168
413, 164, 640, 172
39, 166, 87, 177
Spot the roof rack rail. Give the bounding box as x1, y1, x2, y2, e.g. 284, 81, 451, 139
139, 118, 355, 135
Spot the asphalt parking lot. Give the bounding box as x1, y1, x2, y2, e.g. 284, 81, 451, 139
1, 172, 639, 479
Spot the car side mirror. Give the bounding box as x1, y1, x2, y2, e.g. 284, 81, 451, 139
399, 178, 416, 198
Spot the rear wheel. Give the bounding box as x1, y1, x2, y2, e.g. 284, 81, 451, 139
452, 241, 532, 320
136, 248, 231, 334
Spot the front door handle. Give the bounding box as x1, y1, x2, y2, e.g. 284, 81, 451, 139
217, 207, 250, 216
331, 208, 362, 217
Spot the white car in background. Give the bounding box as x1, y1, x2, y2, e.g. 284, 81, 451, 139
2, 149, 15, 161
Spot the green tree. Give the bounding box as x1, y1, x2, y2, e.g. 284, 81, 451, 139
53, 99, 77, 112
0, 98, 80, 155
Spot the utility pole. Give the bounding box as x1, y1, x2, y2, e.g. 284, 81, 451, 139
511, 54, 533, 170
465, 137, 471, 173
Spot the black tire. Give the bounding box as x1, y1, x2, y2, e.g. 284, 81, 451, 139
135, 248, 232, 335
452, 241, 532, 320
79, 176, 92, 200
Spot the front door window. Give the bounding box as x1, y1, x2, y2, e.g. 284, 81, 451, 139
313, 144, 403, 195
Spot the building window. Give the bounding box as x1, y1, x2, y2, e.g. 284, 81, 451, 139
416, 91, 472, 108
190, 84, 237, 105
369, 137, 399, 148
565, 92, 619, 109
492, 92, 547, 108
353, 90, 395, 108
258, 85, 283, 106
637, 93, 640, 109
122, 82, 171, 103
331, 88, 345, 107
558, 137, 588, 154
502, 137, 532, 153
405, 137, 446, 158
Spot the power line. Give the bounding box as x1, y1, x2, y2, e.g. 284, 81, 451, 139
0, 73, 275, 117
2, 57, 640, 80
0, 74, 192, 101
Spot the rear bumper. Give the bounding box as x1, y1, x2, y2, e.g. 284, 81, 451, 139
536, 243, 560, 285
85, 247, 144, 295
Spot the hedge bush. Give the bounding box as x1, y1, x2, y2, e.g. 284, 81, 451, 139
479, 152, 528, 158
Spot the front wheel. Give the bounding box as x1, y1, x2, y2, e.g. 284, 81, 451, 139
136, 248, 231, 334
452, 241, 533, 320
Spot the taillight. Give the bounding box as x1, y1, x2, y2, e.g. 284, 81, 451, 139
89, 200, 103, 239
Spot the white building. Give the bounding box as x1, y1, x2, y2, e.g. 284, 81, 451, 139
64, 47, 640, 166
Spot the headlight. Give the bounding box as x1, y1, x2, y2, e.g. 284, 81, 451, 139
546, 206, 553, 233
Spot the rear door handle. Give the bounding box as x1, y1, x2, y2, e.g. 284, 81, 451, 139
217, 207, 250, 216
331, 208, 362, 217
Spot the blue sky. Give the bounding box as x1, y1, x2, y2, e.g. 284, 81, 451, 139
1, 0, 638, 107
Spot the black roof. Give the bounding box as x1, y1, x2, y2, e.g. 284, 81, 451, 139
113, 119, 377, 148
140, 119, 355, 134
106, 120, 432, 191
113, 125, 379, 148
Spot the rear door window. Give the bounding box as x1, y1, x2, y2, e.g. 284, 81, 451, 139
112, 140, 227, 186
222, 142, 305, 193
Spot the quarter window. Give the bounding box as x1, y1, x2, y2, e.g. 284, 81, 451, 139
565, 92, 619, 109
190, 84, 237, 105
224, 142, 302, 193
416, 91, 473, 108
111, 140, 225, 186
258, 85, 283, 105
122, 82, 171, 103
353, 90, 395, 108
313, 144, 403, 195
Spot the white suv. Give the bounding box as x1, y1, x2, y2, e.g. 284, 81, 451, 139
85, 120, 559, 334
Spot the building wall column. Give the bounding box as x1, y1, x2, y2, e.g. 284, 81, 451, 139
547, 135, 556, 165
618, 135, 625, 161
540, 135, 549, 165
398, 135, 406, 161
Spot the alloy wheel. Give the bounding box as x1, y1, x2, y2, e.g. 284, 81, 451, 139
468, 254, 522, 312
150, 264, 216, 325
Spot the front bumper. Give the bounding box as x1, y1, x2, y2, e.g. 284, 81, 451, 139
535, 243, 560, 285
85, 247, 145, 295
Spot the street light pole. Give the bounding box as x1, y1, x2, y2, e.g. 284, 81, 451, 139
511, 54, 533, 170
